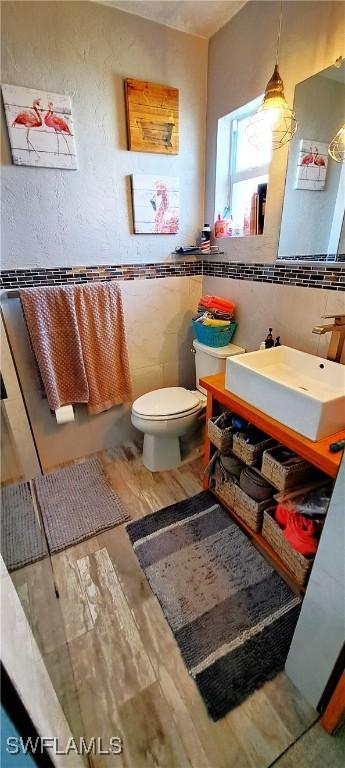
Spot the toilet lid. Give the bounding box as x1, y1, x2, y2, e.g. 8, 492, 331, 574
132, 387, 200, 418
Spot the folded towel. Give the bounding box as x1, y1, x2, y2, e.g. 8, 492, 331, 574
220, 453, 243, 480
20, 282, 132, 414
240, 466, 274, 502
275, 503, 320, 557
198, 304, 234, 320
275, 503, 290, 528
198, 305, 233, 321
203, 318, 230, 327
199, 295, 235, 313
283, 512, 319, 557
204, 451, 243, 488
194, 311, 232, 325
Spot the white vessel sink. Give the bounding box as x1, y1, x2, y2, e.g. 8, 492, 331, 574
225, 346, 345, 441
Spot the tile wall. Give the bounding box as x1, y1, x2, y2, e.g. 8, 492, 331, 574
1, 275, 202, 470
1, 259, 344, 291
201, 274, 345, 356
1, 257, 344, 470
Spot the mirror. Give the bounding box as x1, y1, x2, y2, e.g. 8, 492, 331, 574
278, 60, 345, 262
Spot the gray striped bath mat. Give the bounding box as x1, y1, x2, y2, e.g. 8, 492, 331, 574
35, 457, 129, 553
127, 491, 302, 720
1, 482, 48, 571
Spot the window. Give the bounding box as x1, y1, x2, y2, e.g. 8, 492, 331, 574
229, 111, 271, 235
215, 98, 271, 237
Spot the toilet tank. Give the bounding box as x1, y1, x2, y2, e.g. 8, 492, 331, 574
193, 339, 245, 394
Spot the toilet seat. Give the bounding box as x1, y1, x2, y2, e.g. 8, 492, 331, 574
132, 387, 202, 421
132, 403, 202, 421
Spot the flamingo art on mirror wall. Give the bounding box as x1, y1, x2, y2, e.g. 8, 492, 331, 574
300, 145, 314, 179
313, 147, 326, 178
295, 139, 329, 190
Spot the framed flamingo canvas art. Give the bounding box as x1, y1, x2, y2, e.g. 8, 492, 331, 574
131, 174, 179, 234
295, 139, 328, 191
1, 84, 77, 169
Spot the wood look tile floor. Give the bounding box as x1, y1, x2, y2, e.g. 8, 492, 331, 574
11, 442, 345, 768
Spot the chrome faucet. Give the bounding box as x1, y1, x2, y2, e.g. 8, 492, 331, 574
312, 314, 345, 364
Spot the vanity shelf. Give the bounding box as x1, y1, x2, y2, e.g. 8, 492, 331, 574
201, 372, 345, 595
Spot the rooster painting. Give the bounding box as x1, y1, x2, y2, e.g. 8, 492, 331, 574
132, 174, 179, 234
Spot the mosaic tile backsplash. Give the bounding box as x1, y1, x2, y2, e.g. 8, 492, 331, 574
0, 261, 202, 289
277, 254, 345, 263
1, 258, 344, 291
202, 261, 345, 290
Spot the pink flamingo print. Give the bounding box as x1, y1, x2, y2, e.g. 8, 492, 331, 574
11, 98, 42, 156
44, 101, 72, 156
150, 181, 179, 233
300, 145, 314, 179
313, 147, 326, 179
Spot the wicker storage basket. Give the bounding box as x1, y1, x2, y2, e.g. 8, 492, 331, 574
208, 416, 234, 453
233, 433, 276, 466
215, 477, 237, 508
262, 509, 313, 587
261, 446, 315, 491
234, 485, 275, 533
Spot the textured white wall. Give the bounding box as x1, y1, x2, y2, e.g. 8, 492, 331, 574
205, 0, 345, 263
1, 1, 207, 269
1, 1, 206, 467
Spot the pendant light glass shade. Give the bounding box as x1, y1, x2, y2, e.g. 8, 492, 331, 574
328, 123, 345, 163
246, 65, 297, 151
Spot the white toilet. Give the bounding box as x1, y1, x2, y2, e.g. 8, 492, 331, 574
131, 339, 245, 472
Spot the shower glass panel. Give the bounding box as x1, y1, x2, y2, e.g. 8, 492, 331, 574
0, 328, 85, 747
1, 403, 23, 485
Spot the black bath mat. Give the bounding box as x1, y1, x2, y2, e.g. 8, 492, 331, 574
127, 491, 301, 720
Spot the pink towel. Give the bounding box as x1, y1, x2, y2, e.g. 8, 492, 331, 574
20, 282, 132, 414
74, 282, 132, 414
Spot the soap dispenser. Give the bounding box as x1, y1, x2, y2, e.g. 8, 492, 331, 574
265, 328, 274, 349
214, 213, 227, 239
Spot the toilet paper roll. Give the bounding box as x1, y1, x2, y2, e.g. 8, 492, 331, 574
55, 405, 75, 424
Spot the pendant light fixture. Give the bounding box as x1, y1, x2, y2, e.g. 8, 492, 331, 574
328, 123, 345, 163
246, 1, 297, 151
